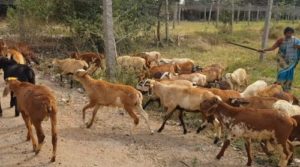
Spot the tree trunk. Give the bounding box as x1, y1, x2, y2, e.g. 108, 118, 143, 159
173, 2, 178, 29
247, 3, 251, 25
204, 7, 207, 21
216, 0, 220, 27
156, 0, 163, 46
208, 2, 214, 24
178, 3, 181, 24
236, 6, 240, 23
18, 5, 25, 42
256, 9, 259, 21
230, 0, 234, 31
165, 0, 169, 45
260, 0, 273, 62
103, 0, 117, 80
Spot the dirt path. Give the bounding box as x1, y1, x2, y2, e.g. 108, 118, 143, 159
0, 73, 286, 167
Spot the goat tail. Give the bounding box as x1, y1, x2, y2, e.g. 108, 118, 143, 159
291, 118, 298, 127
27, 68, 36, 84
32, 57, 40, 65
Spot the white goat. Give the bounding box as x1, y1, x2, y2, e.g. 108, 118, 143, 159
224, 68, 248, 91
240, 80, 268, 98
273, 100, 300, 117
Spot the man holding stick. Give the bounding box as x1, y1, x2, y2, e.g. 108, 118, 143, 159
260, 27, 300, 91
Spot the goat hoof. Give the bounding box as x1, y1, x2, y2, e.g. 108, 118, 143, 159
35, 149, 40, 155
0, 113, 2, 117
150, 131, 154, 135
246, 162, 251, 166
86, 123, 92, 128
157, 129, 162, 133
50, 156, 56, 162
216, 155, 222, 160
213, 137, 220, 144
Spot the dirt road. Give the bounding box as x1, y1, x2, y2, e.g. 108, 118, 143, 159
0, 73, 287, 167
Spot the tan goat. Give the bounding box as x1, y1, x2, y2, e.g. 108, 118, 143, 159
73, 69, 153, 134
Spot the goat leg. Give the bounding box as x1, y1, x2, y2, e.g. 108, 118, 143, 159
158, 108, 176, 133
287, 140, 294, 165
86, 105, 100, 128
23, 115, 38, 152
50, 112, 57, 162
260, 140, 272, 156
178, 109, 187, 134
216, 139, 230, 159
245, 138, 252, 166
143, 99, 154, 110
0, 102, 2, 117
10, 92, 14, 108
196, 120, 208, 133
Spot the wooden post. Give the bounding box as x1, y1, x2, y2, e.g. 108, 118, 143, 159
247, 3, 251, 25
260, 0, 273, 62
103, 0, 117, 80
216, 0, 220, 27
256, 9, 260, 21
230, 0, 234, 31
204, 7, 207, 21
208, 2, 214, 24
165, 0, 169, 45
178, 3, 181, 24
173, 2, 178, 29
236, 6, 240, 23
17, 1, 25, 42
292, 1, 296, 24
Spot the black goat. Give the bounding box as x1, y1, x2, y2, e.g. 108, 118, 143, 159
0, 57, 35, 117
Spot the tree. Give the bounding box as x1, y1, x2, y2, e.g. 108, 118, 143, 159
103, 0, 117, 80
260, 0, 273, 61
165, 0, 169, 45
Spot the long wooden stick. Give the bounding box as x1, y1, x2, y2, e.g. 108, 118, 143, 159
226, 41, 260, 52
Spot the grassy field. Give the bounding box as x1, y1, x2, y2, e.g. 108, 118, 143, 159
145, 20, 300, 159
143, 21, 300, 95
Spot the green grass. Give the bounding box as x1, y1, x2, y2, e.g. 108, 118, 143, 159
140, 20, 300, 95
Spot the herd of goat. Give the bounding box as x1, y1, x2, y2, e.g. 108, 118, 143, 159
1, 39, 300, 167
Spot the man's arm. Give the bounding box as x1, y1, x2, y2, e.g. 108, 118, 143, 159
294, 39, 300, 49
258, 38, 282, 52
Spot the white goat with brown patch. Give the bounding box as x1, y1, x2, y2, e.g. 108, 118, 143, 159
200, 98, 296, 167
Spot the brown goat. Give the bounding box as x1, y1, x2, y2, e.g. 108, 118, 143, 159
200, 66, 224, 82
148, 64, 181, 79
257, 84, 299, 104
1, 49, 26, 64
70, 52, 104, 73
229, 96, 279, 109
200, 99, 296, 167
176, 61, 196, 74
4, 79, 57, 162
73, 69, 153, 134
2, 40, 38, 65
